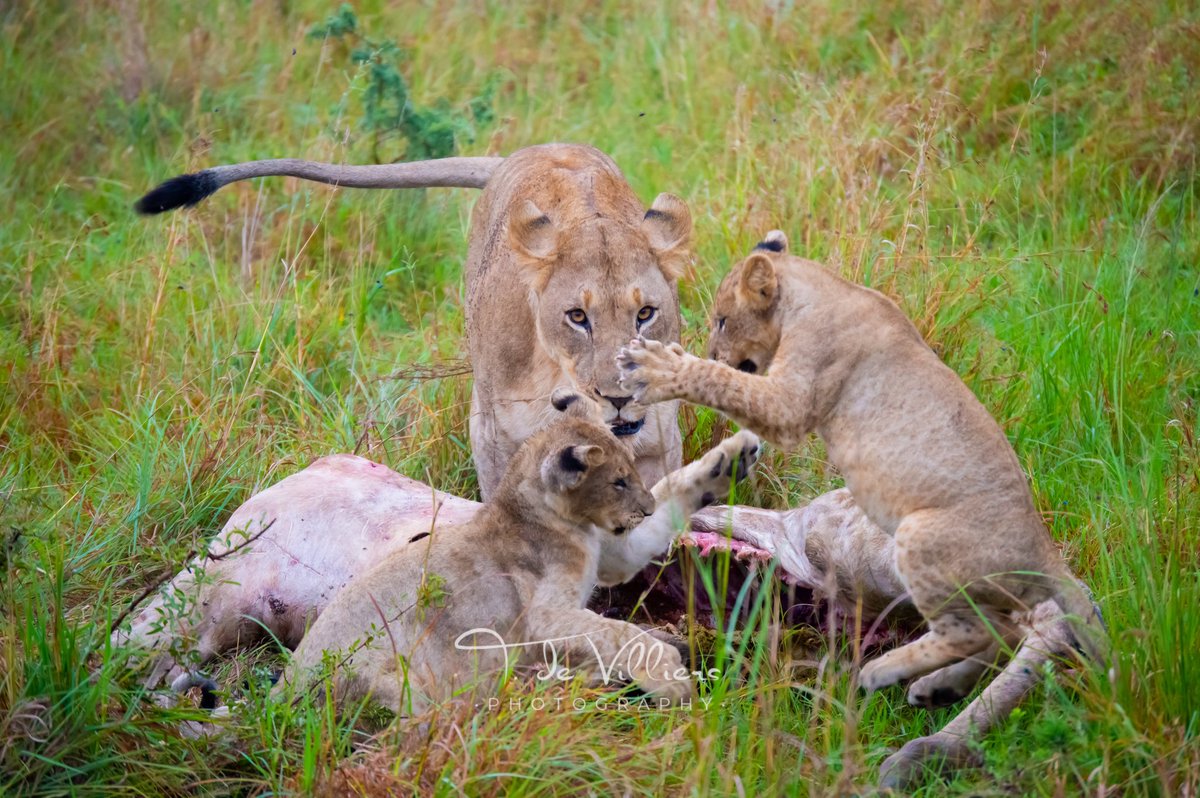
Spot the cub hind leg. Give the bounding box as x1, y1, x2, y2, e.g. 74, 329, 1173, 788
861, 510, 1031, 692
860, 610, 1010, 691
879, 600, 1074, 789
905, 623, 1022, 708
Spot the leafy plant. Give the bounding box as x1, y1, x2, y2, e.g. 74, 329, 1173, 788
308, 4, 498, 162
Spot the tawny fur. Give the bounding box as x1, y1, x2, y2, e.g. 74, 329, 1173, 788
464, 144, 691, 497
621, 231, 1104, 783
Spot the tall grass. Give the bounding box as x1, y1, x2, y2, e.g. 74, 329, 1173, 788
1, 0, 1197, 794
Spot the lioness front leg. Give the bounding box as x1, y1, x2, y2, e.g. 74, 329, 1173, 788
524, 606, 691, 704
596, 430, 761, 585
617, 338, 813, 449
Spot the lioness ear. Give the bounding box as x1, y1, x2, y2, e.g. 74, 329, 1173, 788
541, 444, 607, 493
642, 193, 692, 281
550, 388, 606, 424
753, 230, 789, 254
509, 200, 558, 285
738, 253, 778, 309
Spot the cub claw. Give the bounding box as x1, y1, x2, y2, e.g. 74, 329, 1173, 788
723, 432, 761, 483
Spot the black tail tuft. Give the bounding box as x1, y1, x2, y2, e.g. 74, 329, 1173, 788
196, 677, 219, 710
171, 672, 221, 710
135, 171, 220, 214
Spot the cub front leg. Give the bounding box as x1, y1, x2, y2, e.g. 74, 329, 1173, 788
524, 606, 691, 704
654, 429, 761, 510
595, 430, 761, 585
616, 338, 813, 449
613, 338, 692, 406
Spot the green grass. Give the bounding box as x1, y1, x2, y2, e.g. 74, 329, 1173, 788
2, 0, 1198, 794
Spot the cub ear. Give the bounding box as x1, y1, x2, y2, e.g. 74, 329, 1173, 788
509, 200, 558, 286
738, 252, 778, 309
642, 193, 692, 281
541, 444, 608, 493
550, 387, 606, 424
753, 230, 789, 254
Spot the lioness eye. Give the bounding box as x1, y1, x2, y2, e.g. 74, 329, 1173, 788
566, 308, 589, 328
614, 478, 627, 490
717, 316, 726, 331
636, 305, 656, 327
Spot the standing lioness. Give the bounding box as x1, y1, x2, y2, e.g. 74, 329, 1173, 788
137, 143, 692, 498
617, 233, 1103, 699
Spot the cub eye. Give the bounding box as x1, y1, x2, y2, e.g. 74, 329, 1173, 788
614, 478, 628, 490
717, 317, 726, 331
566, 308, 589, 328
636, 306, 656, 327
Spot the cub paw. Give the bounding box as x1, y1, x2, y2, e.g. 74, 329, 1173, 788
706, 430, 761, 483
616, 337, 687, 405
688, 431, 761, 510
907, 668, 971, 708
639, 673, 692, 706
859, 652, 904, 693
629, 635, 691, 705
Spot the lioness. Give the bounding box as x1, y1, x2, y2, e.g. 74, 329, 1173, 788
278, 391, 750, 712
619, 231, 1104, 782
137, 143, 692, 498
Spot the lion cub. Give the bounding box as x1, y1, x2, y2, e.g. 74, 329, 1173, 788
617, 232, 1102, 695
281, 391, 760, 714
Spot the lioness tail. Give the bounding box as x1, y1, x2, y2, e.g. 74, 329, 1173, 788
135, 156, 505, 214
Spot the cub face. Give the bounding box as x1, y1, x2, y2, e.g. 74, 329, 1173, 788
542, 391, 655, 535
508, 195, 692, 436
706, 231, 788, 376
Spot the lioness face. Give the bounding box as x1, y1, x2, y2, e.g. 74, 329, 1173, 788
509, 194, 692, 439
707, 238, 786, 376
539, 418, 656, 535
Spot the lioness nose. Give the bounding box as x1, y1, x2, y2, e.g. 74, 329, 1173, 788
602, 394, 632, 410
